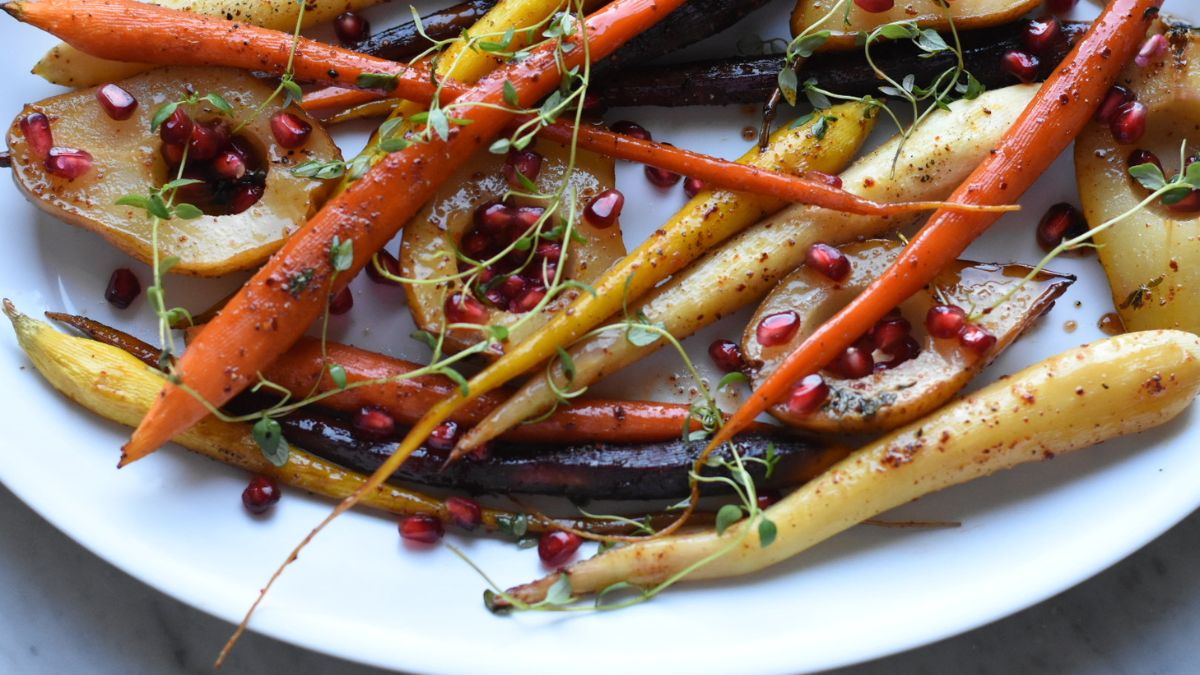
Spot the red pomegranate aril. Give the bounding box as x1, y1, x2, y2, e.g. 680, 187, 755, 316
484, 286, 507, 307
211, 148, 248, 180
445, 292, 489, 324
366, 249, 403, 286
270, 111, 312, 149
926, 304, 967, 339
828, 346, 874, 380
241, 476, 281, 515
1110, 101, 1147, 145
188, 122, 228, 161
878, 336, 921, 370
786, 374, 828, 416
871, 315, 910, 350
503, 149, 543, 187
20, 112, 53, 159
708, 339, 744, 373
1022, 16, 1062, 54
1095, 85, 1134, 124
805, 242, 851, 282
399, 514, 444, 544
1167, 190, 1200, 214
159, 108, 194, 146
354, 406, 396, 439
645, 164, 682, 188
427, 421, 460, 452
535, 241, 562, 263
756, 311, 800, 347
1135, 33, 1168, 67
96, 83, 138, 120
160, 141, 186, 166
756, 490, 782, 510
460, 231, 492, 258
584, 189, 624, 228
1001, 50, 1040, 84
853, 0, 894, 12
328, 286, 354, 315
44, 147, 93, 179
511, 206, 546, 233
804, 170, 843, 190
334, 11, 371, 44
228, 136, 261, 171
474, 201, 515, 233
445, 496, 482, 531
538, 530, 583, 567
1044, 0, 1077, 15
497, 274, 527, 300
475, 266, 497, 285
510, 287, 546, 314
581, 93, 607, 119
1127, 148, 1163, 174
104, 268, 141, 309
959, 324, 997, 354
1036, 202, 1088, 249
228, 183, 264, 214
610, 119, 651, 141
683, 176, 706, 198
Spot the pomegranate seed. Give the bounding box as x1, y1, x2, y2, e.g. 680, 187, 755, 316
683, 176, 706, 198
366, 249, 403, 286
329, 286, 354, 315
538, 530, 583, 567
1168, 190, 1200, 213
159, 108, 194, 146
878, 336, 921, 370
786, 374, 828, 415
426, 421, 461, 452
270, 111, 312, 149
460, 231, 491, 258
610, 120, 651, 141
241, 476, 281, 515
445, 496, 482, 530
160, 142, 186, 166
827, 346, 874, 380
1135, 33, 1168, 67
1095, 85, 1135, 124
104, 268, 141, 309
584, 189, 624, 228
510, 287, 546, 314
645, 164, 682, 188
1022, 16, 1062, 55
354, 406, 396, 439
1109, 101, 1147, 145
1044, 0, 1077, 15
188, 121, 228, 161
228, 183, 264, 214
474, 201, 515, 233
1036, 203, 1088, 249
334, 11, 371, 44
399, 514, 444, 544
445, 292, 489, 324
1127, 148, 1163, 174
805, 242, 851, 282
853, 0, 894, 12
229, 136, 262, 171
173, 167, 213, 204
212, 148, 247, 180
484, 286, 507, 307
96, 83, 139, 120
756, 490, 782, 510
44, 147, 93, 179
581, 93, 607, 119
708, 339, 744, 373
535, 241, 562, 263
926, 304, 967, 339
756, 311, 800, 347
503, 150, 543, 187
495, 275, 524, 300
20, 112, 53, 159
804, 170, 843, 189
871, 316, 910, 350
1002, 50, 1040, 84
959, 324, 997, 354
511, 206, 546, 232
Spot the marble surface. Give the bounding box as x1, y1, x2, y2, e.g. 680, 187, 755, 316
1, 483, 1195, 675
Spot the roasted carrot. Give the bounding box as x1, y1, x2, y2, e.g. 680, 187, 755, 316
302, 86, 379, 113
705, 0, 1163, 456
4, 0, 1012, 219
114, 0, 693, 465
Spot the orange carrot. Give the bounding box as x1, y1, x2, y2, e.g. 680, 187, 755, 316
707, 0, 1163, 455
5, 0, 1010, 219
303, 86, 382, 112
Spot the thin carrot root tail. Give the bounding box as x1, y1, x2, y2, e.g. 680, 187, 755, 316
906, 201, 1021, 214
505, 573, 563, 605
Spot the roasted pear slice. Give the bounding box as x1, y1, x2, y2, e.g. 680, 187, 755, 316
400, 142, 625, 355
790, 0, 1040, 50
6, 66, 339, 276
1075, 20, 1200, 333
741, 239, 1073, 433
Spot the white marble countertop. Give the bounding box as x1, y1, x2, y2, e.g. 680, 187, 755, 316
1, 482, 1195, 674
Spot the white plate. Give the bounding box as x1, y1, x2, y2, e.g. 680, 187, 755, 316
2, 2, 1197, 674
